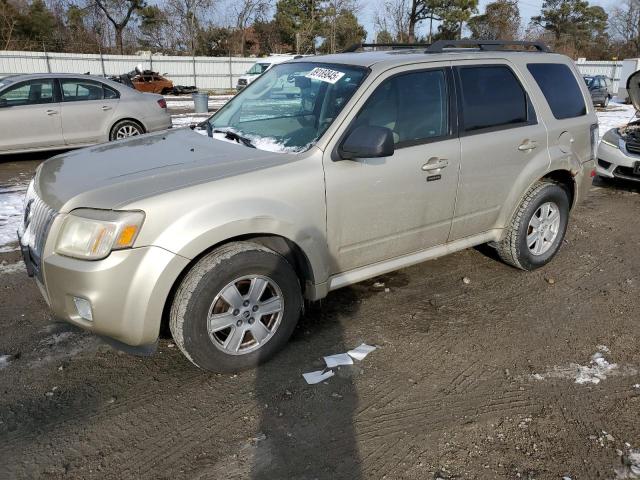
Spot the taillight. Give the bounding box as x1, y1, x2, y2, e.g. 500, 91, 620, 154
157, 98, 167, 109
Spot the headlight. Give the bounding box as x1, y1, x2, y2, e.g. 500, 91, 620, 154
601, 129, 621, 149
56, 209, 145, 260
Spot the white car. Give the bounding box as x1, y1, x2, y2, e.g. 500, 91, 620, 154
0, 73, 172, 155
597, 70, 640, 182
235, 55, 299, 91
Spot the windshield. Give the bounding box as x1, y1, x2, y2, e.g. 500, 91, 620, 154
246, 63, 271, 75
209, 62, 368, 153
583, 76, 595, 87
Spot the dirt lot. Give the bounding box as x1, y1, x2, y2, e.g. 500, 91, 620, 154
0, 154, 639, 480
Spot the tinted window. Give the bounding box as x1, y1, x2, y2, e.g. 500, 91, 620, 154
458, 66, 529, 132
353, 70, 449, 145
104, 85, 119, 99
527, 63, 586, 119
0, 79, 54, 106
61, 79, 104, 101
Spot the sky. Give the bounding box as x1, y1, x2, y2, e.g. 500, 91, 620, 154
359, 0, 617, 42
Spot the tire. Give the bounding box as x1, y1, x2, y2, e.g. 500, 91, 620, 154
169, 242, 302, 372
109, 120, 144, 141
496, 180, 570, 271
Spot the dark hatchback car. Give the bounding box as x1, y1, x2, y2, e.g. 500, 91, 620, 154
583, 74, 612, 107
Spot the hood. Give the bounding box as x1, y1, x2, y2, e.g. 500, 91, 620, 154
36, 128, 297, 212
627, 70, 640, 111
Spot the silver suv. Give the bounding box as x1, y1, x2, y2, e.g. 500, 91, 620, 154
18, 41, 598, 372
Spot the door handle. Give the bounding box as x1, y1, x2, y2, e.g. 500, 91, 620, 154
101, 105, 112, 111
45, 109, 58, 115
422, 157, 449, 171
518, 140, 538, 152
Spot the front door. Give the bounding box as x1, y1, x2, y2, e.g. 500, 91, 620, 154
449, 62, 550, 240
59, 78, 118, 145
323, 65, 461, 274
0, 78, 63, 152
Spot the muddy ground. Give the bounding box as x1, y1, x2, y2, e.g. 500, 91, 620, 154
0, 154, 639, 480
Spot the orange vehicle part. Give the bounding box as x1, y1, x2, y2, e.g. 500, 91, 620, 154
131, 73, 174, 94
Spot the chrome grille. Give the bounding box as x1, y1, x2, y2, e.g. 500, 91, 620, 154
19, 182, 57, 269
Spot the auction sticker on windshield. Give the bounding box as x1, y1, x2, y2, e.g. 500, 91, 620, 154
305, 67, 345, 84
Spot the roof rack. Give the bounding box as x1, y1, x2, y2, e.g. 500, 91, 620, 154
426, 40, 551, 53
342, 43, 431, 53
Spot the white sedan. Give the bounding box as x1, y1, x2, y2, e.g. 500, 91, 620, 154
0, 73, 171, 154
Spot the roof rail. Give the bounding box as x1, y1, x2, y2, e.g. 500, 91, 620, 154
342, 43, 431, 53
426, 40, 552, 53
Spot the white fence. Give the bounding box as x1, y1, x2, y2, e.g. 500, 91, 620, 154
0, 51, 256, 90
575, 60, 623, 92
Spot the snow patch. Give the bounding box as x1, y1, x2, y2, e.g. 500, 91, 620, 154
531, 348, 637, 385
615, 446, 640, 479
0, 260, 26, 275
0, 354, 13, 369
0, 184, 27, 249
596, 99, 637, 139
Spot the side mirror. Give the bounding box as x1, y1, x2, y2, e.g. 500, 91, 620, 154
340, 125, 395, 160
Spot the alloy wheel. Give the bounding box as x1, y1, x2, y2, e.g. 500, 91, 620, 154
527, 201, 561, 256
207, 275, 284, 355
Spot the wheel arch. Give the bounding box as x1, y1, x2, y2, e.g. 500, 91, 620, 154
159, 233, 316, 338
541, 169, 576, 208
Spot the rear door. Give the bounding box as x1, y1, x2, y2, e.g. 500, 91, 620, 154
449, 61, 549, 240
0, 78, 63, 152
59, 78, 119, 145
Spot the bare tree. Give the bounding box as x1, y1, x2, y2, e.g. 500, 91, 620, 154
94, 0, 144, 54
610, 0, 640, 55
324, 0, 361, 53
165, 0, 213, 54
0, 0, 17, 49
233, 0, 269, 55
374, 0, 410, 42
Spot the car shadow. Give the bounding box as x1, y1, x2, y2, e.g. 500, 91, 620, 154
593, 175, 640, 194
250, 255, 367, 479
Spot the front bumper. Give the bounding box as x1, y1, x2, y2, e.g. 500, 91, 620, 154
596, 141, 640, 182
32, 243, 189, 348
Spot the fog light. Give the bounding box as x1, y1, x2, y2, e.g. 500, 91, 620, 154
73, 297, 93, 321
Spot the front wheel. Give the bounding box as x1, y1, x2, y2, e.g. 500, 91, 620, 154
496, 181, 570, 271
169, 242, 302, 372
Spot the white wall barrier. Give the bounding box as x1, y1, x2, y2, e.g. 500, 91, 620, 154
0, 51, 256, 90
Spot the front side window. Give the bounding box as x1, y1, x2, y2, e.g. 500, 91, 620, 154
209, 62, 368, 152
351, 69, 449, 146
0, 79, 54, 107
60, 79, 104, 102
527, 63, 587, 119
457, 65, 530, 132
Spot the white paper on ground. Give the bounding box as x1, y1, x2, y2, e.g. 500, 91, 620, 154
347, 343, 377, 361
303, 369, 335, 384
324, 353, 354, 368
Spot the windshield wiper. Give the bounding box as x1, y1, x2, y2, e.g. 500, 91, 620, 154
213, 128, 256, 148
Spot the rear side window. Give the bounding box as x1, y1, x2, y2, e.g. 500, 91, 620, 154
456, 66, 531, 133
60, 79, 104, 102
527, 63, 586, 119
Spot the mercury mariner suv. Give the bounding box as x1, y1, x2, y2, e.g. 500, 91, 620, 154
18, 40, 598, 372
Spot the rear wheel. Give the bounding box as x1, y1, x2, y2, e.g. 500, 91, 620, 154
496, 180, 570, 271
169, 242, 302, 372
110, 120, 144, 141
